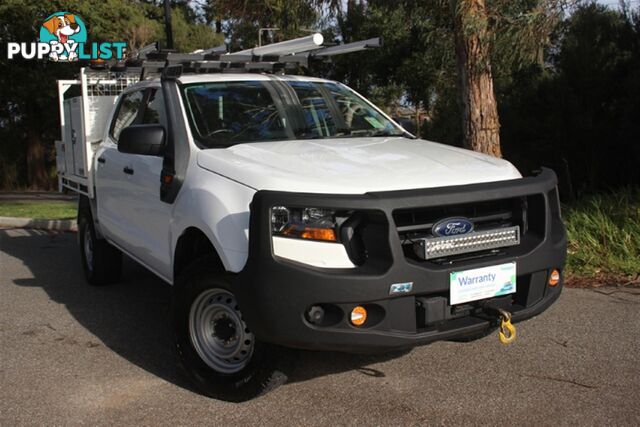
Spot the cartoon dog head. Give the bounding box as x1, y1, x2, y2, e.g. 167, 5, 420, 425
42, 14, 80, 44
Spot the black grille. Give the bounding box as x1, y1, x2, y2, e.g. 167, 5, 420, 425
394, 197, 526, 238
393, 196, 536, 264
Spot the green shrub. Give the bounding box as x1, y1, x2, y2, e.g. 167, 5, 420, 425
564, 188, 640, 280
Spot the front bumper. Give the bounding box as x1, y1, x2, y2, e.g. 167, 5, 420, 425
235, 168, 567, 353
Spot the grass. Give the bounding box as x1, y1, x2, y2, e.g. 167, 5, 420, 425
564, 188, 640, 286
0, 201, 77, 220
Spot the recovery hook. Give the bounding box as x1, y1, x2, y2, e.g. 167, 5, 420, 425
482, 302, 517, 345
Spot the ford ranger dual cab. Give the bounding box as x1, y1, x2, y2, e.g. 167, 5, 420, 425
55, 41, 566, 401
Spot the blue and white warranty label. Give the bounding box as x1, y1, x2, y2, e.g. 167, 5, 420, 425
449, 262, 516, 305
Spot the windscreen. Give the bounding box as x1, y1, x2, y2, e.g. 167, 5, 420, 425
181, 80, 404, 148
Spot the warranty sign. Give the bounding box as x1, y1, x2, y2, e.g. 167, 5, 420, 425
450, 262, 517, 305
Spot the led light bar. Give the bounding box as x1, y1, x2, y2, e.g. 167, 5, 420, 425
414, 226, 520, 260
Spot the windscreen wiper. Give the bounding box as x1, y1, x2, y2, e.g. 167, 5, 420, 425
294, 127, 323, 139
367, 129, 412, 138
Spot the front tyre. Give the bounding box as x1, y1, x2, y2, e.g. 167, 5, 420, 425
188, 288, 255, 374
174, 255, 291, 402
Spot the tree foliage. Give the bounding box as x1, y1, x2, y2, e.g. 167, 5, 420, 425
206, 0, 326, 49
0, 0, 221, 189
500, 3, 640, 193
321, 1, 563, 145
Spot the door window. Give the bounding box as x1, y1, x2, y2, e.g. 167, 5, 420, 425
141, 89, 168, 129
110, 90, 145, 142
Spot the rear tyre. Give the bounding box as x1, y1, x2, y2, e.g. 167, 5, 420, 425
174, 255, 292, 402
78, 209, 122, 286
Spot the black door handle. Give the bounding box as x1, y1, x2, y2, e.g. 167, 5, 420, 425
123, 166, 134, 175
97, 157, 106, 164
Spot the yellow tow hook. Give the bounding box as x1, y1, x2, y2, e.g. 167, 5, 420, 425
495, 308, 516, 345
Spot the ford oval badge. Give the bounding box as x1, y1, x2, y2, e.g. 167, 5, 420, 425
432, 217, 474, 237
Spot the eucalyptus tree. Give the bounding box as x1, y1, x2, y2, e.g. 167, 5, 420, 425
449, 0, 566, 156
326, 0, 567, 157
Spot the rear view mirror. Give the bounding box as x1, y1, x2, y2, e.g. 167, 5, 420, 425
118, 124, 165, 156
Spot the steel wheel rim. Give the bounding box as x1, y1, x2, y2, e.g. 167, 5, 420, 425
188, 288, 254, 374
83, 225, 93, 273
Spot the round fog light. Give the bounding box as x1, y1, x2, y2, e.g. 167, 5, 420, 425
350, 306, 367, 326
306, 305, 325, 325
548, 269, 561, 286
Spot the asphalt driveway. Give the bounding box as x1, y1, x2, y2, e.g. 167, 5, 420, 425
1, 228, 638, 425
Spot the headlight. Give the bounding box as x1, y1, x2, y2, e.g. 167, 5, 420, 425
271, 206, 340, 242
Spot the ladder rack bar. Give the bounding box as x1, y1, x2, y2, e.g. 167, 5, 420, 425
83, 35, 381, 79
312, 37, 381, 57
199, 44, 228, 55
230, 33, 324, 57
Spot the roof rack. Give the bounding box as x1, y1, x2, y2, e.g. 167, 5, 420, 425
87, 34, 381, 80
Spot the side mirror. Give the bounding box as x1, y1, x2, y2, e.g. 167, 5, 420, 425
118, 124, 165, 156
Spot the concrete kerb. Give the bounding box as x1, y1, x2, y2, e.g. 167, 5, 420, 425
0, 216, 77, 232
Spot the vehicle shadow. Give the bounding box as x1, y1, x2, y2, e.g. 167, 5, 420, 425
1, 229, 408, 394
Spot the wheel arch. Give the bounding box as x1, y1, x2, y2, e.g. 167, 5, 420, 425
78, 194, 104, 238
173, 226, 226, 283
169, 165, 254, 282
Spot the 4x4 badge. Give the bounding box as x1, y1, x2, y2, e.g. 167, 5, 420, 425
389, 282, 413, 295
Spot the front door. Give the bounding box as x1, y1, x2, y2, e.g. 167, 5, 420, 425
96, 87, 173, 280
119, 88, 173, 278
96, 88, 146, 250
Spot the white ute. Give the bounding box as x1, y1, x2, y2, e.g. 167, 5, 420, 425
56, 36, 566, 401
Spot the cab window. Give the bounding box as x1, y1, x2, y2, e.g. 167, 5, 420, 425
110, 90, 145, 142
141, 89, 168, 129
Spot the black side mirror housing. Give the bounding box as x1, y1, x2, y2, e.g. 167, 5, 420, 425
118, 124, 165, 156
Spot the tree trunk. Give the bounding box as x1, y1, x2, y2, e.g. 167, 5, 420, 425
415, 102, 421, 138
451, 0, 502, 157
25, 126, 49, 190
164, 0, 174, 49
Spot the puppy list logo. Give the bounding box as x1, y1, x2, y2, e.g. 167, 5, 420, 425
6, 12, 126, 62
